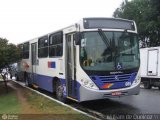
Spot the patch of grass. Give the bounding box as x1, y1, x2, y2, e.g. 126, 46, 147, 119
0, 83, 93, 120
26, 90, 92, 120
0, 90, 20, 114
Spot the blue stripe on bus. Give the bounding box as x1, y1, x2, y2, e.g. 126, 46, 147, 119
29, 73, 80, 101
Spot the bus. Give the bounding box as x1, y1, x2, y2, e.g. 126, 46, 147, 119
16, 17, 141, 102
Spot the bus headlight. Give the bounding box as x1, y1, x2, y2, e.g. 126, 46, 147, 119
81, 79, 99, 90
132, 73, 141, 85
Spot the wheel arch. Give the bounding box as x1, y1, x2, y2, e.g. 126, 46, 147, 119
52, 77, 61, 93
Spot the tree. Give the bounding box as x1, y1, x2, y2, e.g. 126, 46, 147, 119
113, 0, 160, 48
0, 38, 21, 92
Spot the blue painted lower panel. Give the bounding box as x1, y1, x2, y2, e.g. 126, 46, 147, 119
27, 72, 138, 102
37, 74, 53, 92
28, 73, 80, 101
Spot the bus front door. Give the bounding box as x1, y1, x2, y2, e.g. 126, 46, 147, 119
66, 34, 77, 100
31, 43, 37, 84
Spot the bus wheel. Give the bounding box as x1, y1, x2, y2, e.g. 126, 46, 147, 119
56, 81, 66, 103
144, 81, 151, 89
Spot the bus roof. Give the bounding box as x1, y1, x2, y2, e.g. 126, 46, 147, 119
18, 17, 136, 45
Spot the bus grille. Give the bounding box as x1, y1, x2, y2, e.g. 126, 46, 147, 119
99, 74, 131, 83
90, 73, 137, 89
90, 73, 135, 83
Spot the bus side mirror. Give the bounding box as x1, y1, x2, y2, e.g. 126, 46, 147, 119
75, 32, 81, 45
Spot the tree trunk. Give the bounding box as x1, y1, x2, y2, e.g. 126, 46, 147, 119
1, 74, 8, 93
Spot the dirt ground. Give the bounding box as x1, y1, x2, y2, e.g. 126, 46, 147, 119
7, 81, 42, 114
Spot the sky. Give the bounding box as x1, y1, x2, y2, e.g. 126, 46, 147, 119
0, 0, 124, 44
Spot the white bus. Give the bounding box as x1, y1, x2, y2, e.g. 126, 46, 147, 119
16, 17, 141, 102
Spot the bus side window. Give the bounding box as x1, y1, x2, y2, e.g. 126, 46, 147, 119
49, 31, 63, 57
23, 42, 29, 59
38, 35, 49, 58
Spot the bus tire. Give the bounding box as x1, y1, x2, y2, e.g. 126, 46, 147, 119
144, 81, 151, 89
56, 80, 66, 103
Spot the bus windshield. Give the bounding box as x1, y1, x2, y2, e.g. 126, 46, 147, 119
80, 31, 140, 72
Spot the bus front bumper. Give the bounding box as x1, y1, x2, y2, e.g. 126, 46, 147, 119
79, 80, 140, 102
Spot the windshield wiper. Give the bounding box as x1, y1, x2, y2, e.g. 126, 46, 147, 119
98, 29, 112, 51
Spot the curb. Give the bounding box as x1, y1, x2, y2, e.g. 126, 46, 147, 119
12, 80, 100, 120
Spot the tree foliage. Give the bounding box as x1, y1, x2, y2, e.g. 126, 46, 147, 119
113, 0, 160, 47
0, 38, 21, 71
0, 38, 20, 84
0, 38, 20, 92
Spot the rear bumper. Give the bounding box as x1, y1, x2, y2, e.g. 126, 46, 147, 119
79, 80, 140, 102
